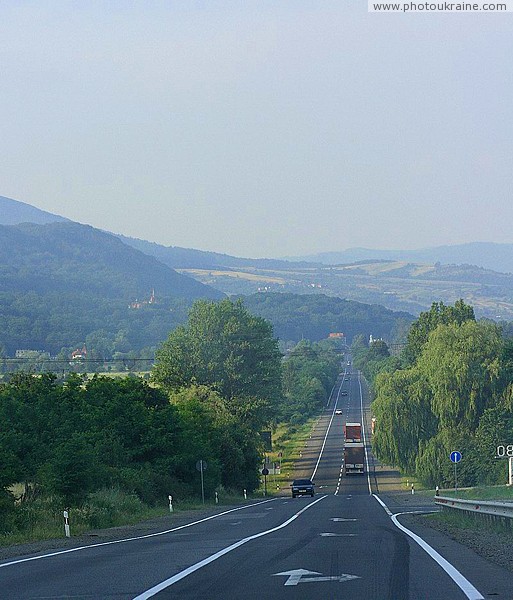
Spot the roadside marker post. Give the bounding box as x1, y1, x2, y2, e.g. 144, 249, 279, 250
215, 491, 219, 504
168, 495, 173, 513
63, 510, 70, 538
243, 488, 247, 500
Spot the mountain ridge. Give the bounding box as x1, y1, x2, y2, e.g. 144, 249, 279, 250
285, 242, 513, 274
0, 195, 69, 225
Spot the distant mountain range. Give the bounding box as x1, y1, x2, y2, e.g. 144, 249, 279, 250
286, 244, 513, 275
117, 234, 317, 270
2, 193, 513, 274
3, 193, 513, 322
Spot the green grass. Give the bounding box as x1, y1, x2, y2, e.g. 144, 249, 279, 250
0, 487, 249, 547
258, 416, 321, 496
399, 474, 428, 493
439, 485, 513, 502
426, 506, 513, 537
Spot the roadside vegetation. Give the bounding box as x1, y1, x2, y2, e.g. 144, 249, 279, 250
0, 298, 339, 544
353, 300, 513, 490
440, 485, 513, 501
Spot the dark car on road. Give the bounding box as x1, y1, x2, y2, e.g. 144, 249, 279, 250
291, 479, 315, 498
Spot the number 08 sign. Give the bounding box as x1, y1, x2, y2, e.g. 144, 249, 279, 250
496, 444, 513, 458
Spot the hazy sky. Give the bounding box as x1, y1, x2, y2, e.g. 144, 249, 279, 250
1, 1, 512, 257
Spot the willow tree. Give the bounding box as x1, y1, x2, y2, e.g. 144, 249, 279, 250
372, 366, 436, 472
403, 299, 475, 365
416, 320, 502, 430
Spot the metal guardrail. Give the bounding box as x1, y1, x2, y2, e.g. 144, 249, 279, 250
435, 495, 513, 519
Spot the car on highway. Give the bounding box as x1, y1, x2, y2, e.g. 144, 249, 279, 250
291, 478, 315, 498
335, 409, 343, 415
341, 391, 348, 396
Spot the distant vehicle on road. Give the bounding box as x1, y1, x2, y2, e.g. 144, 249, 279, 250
341, 391, 348, 396
291, 479, 315, 497
335, 409, 343, 415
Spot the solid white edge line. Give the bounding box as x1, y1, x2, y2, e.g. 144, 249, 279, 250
132, 495, 328, 600
358, 371, 372, 494
372, 494, 484, 599
311, 371, 345, 481
359, 370, 484, 600
0, 498, 276, 569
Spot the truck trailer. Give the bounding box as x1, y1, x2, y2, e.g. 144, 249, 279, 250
344, 443, 365, 474
343, 422, 362, 443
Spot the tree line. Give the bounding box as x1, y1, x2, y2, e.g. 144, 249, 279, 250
354, 300, 513, 488
0, 298, 340, 533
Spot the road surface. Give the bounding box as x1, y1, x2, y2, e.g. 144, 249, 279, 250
1, 364, 512, 599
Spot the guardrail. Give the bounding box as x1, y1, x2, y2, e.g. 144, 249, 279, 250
435, 495, 513, 521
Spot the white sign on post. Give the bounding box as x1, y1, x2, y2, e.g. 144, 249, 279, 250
496, 445, 513, 486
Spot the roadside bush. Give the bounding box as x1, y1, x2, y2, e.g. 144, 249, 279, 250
0, 489, 15, 533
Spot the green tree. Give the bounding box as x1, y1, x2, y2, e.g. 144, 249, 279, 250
152, 299, 282, 427
416, 321, 502, 429
372, 367, 436, 471
403, 300, 475, 364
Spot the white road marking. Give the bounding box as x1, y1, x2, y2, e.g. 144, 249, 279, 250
133, 496, 328, 599
320, 533, 358, 537
311, 374, 345, 481
373, 495, 484, 599
362, 373, 484, 600
331, 518, 357, 522
358, 371, 372, 495
0, 498, 276, 569
273, 568, 360, 586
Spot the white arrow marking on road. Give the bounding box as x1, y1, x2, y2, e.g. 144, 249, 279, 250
273, 569, 360, 586
331, 518, 357, 522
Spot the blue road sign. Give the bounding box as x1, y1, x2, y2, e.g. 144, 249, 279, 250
450, 451, 462, 463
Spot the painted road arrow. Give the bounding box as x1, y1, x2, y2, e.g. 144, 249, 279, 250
273, 569, 360, 586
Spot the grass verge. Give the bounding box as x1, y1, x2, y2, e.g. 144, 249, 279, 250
425, 508, 512, 535
0, 487, 249, 548
257, 416, 321, 496
439, 485, 513, 502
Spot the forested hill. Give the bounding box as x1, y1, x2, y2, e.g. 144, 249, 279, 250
0, 222, 223, 356
241, 293, 414, 343
0, 222, 222, 301
0, 195, 69, 225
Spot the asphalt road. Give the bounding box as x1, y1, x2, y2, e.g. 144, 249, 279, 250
1, 363, 512, 599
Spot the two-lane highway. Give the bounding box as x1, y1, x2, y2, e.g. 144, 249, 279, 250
1, 364, 512, 599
